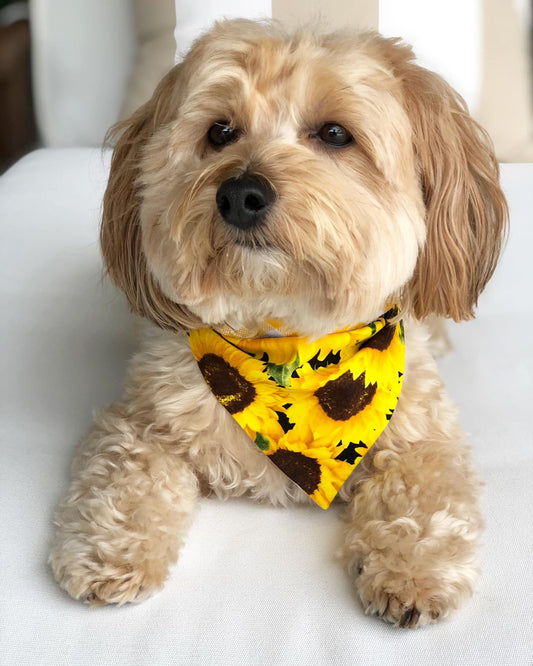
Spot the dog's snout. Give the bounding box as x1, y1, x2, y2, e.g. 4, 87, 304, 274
216, 175, 275, 230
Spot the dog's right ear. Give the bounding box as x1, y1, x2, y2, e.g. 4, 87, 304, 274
101, 66, 200, 330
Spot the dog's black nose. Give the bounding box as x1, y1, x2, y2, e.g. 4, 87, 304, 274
216, 175, 275, 230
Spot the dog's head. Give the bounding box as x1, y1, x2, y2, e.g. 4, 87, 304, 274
101, 20, 507, 336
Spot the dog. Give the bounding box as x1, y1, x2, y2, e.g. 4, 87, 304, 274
49, 19, 508, 628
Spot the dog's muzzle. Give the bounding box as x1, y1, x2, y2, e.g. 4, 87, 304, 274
216, 174, 276, 230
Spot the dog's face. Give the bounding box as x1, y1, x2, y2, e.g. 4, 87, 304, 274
102, 21, 507, 335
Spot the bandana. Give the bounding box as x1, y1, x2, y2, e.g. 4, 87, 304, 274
188, 309, 404, 509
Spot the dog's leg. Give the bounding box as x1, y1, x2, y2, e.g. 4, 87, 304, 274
339, 328, 483, 628
49, 404, 199, 605
49, 331, 202, 606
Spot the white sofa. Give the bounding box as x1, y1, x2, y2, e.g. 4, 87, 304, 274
1, 3, 532, 664
2, 147, 532, 666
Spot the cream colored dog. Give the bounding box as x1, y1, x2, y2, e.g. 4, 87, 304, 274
49, 20, 508, 628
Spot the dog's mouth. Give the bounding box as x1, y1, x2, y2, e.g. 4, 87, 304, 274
233, 230, 274, 251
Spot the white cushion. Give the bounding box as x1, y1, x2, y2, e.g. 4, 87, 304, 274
1, 149, 531, 664
30, 0, 136, 146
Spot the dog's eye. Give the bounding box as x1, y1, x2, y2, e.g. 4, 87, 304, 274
317, 123, 353, 147
208, 121, 239, 147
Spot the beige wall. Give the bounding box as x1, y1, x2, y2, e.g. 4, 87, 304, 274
272, 0, 378, 31
476, 0, 533, 161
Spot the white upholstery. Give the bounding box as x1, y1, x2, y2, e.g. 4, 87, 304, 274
1, 149, 531, 664
30, 0, 136, 146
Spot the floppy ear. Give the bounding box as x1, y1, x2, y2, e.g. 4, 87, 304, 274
101, 66, 200, 330
388, 42, 508, 321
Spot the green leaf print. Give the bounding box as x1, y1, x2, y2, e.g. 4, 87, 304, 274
266, 353, 300, 387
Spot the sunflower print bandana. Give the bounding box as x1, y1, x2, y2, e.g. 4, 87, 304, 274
188, 308, 404, 509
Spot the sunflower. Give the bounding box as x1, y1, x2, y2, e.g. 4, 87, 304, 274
286, 350, 404, 460
262, 433, 356, 509
227, 332, 320, 368
282, 328, 369, 394
222, 332, 336, 389
340, 320, 405, 387
188, 329, 285, 441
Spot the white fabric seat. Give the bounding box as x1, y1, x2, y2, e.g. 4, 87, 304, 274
1, 148, 532, 665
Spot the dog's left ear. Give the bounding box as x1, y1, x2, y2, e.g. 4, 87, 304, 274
383, 39, 509, 321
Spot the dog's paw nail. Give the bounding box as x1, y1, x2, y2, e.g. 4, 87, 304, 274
377, 597, 390, 618
398, 608, 412, 628
398, 606, 420, 629
84, 591, 108, 607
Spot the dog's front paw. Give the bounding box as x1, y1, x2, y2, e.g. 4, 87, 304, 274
357, 581, 442, 628
49, 539, 168, 606
355, 564, 475, 629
